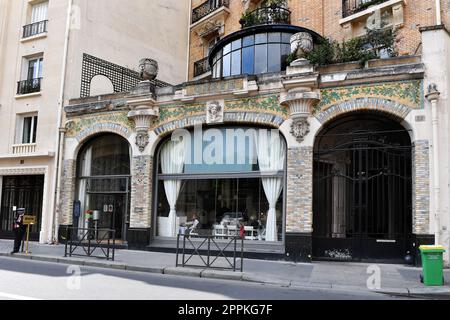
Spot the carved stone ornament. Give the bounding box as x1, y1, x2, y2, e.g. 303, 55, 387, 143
127, 110, 158, 153
136, 131, 150, 152
290, 32, 314, 60
139, 58, 159, 81
291, 118, 310, 143
206, 100, 224, 124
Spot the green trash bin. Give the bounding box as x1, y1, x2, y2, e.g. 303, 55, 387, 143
419, 245, 446, 286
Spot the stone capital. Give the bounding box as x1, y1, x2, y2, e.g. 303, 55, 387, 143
127, 102, 159, 153
281, 89, 321, 119
281, 89, 321, 143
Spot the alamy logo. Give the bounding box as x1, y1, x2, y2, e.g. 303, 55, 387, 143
66, 265, 82, 290
366, 265, 381, 290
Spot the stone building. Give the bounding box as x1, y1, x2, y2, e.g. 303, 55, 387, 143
59, 0, 450, 265
0, 0, 190, 243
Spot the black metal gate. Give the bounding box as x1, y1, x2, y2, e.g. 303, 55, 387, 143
313, 114, 413, 262
0, 175, 44, 240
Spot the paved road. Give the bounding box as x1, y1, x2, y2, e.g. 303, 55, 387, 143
0, 257, 410, 300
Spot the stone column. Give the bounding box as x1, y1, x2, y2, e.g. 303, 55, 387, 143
281, 88, 320, 262
126, 82, 159, 249
59, 159, 77, 226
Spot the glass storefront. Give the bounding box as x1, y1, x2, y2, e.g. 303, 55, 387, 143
155, 126, 286, 242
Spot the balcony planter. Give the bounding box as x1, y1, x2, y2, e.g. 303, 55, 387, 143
240, 5, 291, 29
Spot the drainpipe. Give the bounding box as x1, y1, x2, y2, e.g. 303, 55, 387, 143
436, 0, 442, 25
51, 0, 73, 244
426, 84, 441, 245
186, 0, 192, 82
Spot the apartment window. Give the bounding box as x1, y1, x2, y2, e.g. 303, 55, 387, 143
31, 1, 48, 23
28, 57, 44, 80
23, 1, 49, 38
17, 56, 43, 95
17, 115, 38, 144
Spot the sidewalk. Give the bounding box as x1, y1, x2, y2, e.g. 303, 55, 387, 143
1, 240, 449, 298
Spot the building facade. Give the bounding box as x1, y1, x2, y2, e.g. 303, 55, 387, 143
0, 0, 190, 243
9, 0, 450, 265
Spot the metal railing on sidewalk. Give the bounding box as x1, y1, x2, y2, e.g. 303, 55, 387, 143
64, 226, 116, 261
176, 234, 244, 272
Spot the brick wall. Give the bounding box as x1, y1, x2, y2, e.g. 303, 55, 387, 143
130, 155, 153, 229
188, 0, 439, 80
413, 140, 431, 235
60, 159, 77, 226
286, 147, 313, 233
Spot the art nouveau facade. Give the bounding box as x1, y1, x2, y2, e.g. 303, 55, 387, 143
6, 0, 450, 265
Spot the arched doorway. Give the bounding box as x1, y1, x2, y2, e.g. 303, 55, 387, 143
75, 134, 131, 242
313, 112, 413, 262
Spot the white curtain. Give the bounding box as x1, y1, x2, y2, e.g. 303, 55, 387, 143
256, 130, 286, 242
31, 1, 48, 23
79, 147, 92, 235
160, 138, 186, 237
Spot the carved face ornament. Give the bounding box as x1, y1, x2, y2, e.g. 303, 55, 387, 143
136, 131, 149, 152
291, 118, 310, 143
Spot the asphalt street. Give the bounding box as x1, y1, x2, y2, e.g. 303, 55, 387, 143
0, 256, 411, 300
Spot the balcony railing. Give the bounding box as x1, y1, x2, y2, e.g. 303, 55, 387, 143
17, 78, 42, 95
23, 20, 48, 38
12, 144, 37, 155
240, 6, 291, 29
192, 0, 230, 24
342, 0, 390, 18
193, 57, 211, 78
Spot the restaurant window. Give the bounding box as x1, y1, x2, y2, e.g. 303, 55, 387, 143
155, 126, 286, 242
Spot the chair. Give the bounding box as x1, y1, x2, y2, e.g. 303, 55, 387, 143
213, 224, 227, 239
244, 226, 258, 240
227, 225, 238, 237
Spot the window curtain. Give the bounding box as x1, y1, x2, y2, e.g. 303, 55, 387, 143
256, 130, 286, 242
78, 147, 92, 235
160, 138, 186, 237
31, 2, 48, 23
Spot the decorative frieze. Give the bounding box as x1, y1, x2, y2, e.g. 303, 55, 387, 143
316, 80, 423, 113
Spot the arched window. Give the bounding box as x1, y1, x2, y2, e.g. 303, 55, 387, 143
154, 126, 287, 243
76, 134, 131, 240
89, 75, 114, 97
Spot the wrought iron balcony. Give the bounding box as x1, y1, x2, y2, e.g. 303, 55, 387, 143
240, 6, 291, 29
23, 20, 48, 38
192, 0, 230, 24
342, 0, 390, 18
193, 57, 211, 78
17, 78, 42, 95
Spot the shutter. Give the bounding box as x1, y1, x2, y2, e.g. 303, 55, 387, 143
31, 2, 48, 23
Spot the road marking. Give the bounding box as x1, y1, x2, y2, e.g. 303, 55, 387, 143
0, 291, 41, 300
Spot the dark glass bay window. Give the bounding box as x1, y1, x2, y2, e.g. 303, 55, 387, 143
212, 32, 291, 78
155, 127, 287, 242
209, 25, 321, 79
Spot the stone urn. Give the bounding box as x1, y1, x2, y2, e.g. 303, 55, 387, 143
290, 32, 314, 61
139, 58, 159, 81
